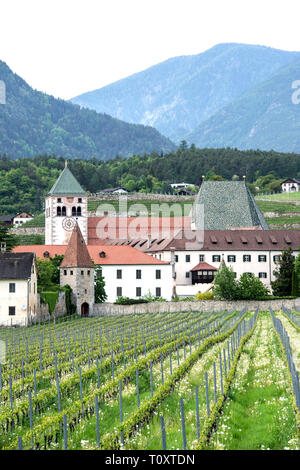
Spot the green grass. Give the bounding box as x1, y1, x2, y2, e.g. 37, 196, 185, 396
207, 313, 300, 450
266, 215, 300, 226
255, 192, 300, 202
256, 200, 300, 213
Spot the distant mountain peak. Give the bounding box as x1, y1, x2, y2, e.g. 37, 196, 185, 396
70, 43, 300, 151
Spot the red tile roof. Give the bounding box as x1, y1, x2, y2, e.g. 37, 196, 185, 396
13, 245, 168, 265
61, 224, 94, 268
191, 262, 217, 271
88, 216, 191, 244
143, 229, 300, 252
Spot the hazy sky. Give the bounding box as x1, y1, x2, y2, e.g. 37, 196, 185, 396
1, 0, 300, 99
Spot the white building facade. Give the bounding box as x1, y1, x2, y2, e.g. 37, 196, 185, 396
135, 229, 300, 297
101, 263, 173, 303
45, 164, 88, 245
281, 178, 300, 192
0, 253, 38, 326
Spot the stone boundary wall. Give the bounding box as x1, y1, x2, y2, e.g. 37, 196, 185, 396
32, 292, 67, 324
93, 298, 300, 316
89, 193, 195, 202
12, 227, 45, 235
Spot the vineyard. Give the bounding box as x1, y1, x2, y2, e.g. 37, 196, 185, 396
1, 307, 300, 451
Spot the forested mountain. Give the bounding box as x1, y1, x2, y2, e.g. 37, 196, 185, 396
0, 60, 175, 160
186, 61, 300, 152
0, 147, 299, 215
71, 43, 300, 144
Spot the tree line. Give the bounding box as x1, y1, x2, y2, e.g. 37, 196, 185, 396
0, 145, 299, 215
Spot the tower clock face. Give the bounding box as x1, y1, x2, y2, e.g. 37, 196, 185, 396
62, 217, 76, 231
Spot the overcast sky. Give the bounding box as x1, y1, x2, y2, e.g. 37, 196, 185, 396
1, 0, 300, 99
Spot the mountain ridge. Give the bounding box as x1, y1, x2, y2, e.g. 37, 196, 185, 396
0, 60, 175, 160
186, 60, 300, 152
71, 43, 300, 144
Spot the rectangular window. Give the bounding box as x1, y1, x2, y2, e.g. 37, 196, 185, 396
175, 255, 178, 262
117, 287, 122, 297
136, 269, 142, 279
199, 254, 205, 262
117, 269, 122, 279
156, 287, 161, 297
87, 270, 90, 276
64, 270, 67, 276
258, 255, 267, 262
81, 270, 84, 276
186, 272, 190, 278
259, 272, 267, 278
70, 270, 73, 275
185, 255, 190, 262
243, 255, 251, 262
212, 255, 221, 262
156, 269, 161, 279
9, 283, 15, 293
136, 287, 142, 297
9, 306, 15, 316
227, 255, 236, 263
273, 255, 280, 262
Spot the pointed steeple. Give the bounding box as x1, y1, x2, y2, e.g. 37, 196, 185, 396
61, 224, 93, 268
47, 166, 86, 196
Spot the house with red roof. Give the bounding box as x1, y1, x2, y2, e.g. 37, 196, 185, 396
14, 231, 173, 305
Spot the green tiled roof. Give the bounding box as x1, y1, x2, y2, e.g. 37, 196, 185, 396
47, 167, 87, 196
193, 181, 269, 230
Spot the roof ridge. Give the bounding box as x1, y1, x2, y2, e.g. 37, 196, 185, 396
61, 224, 94, 268
47, 167, 87, 197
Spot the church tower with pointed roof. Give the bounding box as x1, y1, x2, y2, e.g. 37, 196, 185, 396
60, 223, 94, 316
45, 162, 88, 245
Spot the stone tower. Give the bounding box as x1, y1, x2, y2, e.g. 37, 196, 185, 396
45, 162, 88, 245
60, 223, 94, 316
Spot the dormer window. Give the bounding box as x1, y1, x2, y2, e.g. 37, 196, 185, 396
43, 251, 50, 258
99, 251, 106, 258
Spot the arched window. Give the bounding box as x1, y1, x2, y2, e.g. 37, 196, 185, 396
62, 206, 66, 216
77, 207, 81, 217
72, 207, 77, 216
57, 207, 61, 217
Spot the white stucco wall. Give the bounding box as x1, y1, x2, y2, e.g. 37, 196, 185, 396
45, 195, 88, 245
152, 249, 299, 292
282, 182, 299, 192
101, 264, 173, 303
0, 279, 30, 326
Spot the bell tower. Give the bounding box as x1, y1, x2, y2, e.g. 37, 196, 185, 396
45, 162, 88, 245
60, 223, 94, 316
